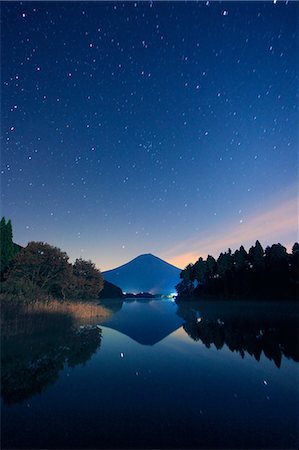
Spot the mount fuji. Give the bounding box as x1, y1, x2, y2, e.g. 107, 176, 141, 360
103, 253, 181, 294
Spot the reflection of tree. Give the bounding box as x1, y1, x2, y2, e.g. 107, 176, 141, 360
1, 302, 102, 404
67, 326, 102, 367
177, 302, 299, 367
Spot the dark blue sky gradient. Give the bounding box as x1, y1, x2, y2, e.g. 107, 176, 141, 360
1, 1, 298, 269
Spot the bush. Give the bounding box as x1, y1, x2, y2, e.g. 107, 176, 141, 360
69, 258, 104, 300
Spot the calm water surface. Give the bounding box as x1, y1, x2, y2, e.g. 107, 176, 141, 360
1, 297, 298, 449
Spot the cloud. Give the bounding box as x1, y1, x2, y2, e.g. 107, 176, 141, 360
163, 194, 298, 269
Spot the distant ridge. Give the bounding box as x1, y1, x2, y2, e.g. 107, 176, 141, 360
103, 253, 181, 294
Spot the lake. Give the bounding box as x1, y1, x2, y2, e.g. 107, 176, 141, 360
1, 297, 298, 449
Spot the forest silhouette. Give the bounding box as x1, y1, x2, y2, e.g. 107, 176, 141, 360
176, 241, 298, 299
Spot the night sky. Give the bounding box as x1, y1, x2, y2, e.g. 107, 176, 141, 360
1, 1, 298, 270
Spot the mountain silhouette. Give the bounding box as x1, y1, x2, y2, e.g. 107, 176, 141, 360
103, 253, 181, 294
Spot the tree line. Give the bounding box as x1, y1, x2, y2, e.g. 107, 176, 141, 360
0, 217, 103, 301
176, 240, 299, 299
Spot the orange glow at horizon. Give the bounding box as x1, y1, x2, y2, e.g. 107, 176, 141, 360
163, 196, 298, 269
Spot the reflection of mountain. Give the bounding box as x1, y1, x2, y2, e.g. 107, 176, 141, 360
177, 301, 299, 367
98, 299, 183, 345
103, 253, 181, 294
1, 300, 110, 404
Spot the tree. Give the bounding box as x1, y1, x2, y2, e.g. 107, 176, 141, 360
0, 217, 15, 273
194, 257, 207, 284
181, 263, 195, 283
0, 217, 6, 271
265, 243, 289, 281
233, 245, 248, 271
70, 258, 104, 299
6, 241, 72, 298
292, 243, 299, 255
6, 220, 14, 261
217, 251, 233, 277
290, 242, 299, 288
206, 255, 217, 277
265, 243, 288, 269
249, 240, 264, 269
175, 279, 194, 297
176, 264, 196, 297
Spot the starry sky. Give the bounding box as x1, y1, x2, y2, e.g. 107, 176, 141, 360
1, 1, 298, 270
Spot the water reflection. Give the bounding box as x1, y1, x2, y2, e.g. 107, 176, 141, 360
2, 298, 298, 407
1, 299, 113, 404
177, 300, 299, 367
98, 298, 183, 345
